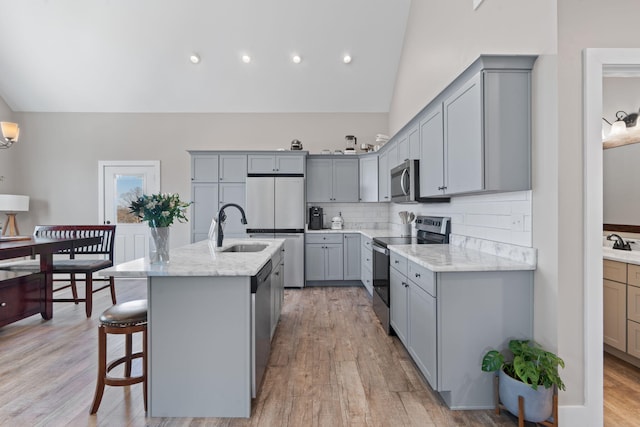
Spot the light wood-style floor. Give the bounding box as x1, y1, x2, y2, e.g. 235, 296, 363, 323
12, 279, 640, 426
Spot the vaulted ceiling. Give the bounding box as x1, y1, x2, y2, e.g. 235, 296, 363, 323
0, 0, 411, 113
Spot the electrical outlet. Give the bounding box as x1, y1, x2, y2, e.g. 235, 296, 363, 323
511, 214, 524, 231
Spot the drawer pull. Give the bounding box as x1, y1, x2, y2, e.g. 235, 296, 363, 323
415, 273, 421, 278
394, 260, 399, 264
0, 302, 6, 307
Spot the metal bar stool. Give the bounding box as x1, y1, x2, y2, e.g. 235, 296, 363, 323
90, 299, 148, 414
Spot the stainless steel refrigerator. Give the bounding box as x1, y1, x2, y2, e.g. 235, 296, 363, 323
245, 176, 305, 288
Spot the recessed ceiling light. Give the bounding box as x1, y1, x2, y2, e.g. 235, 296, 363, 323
343, 54, 352, 64
292, 54, 302, 64
241, 54, 251, 64
189, 54, 200, 64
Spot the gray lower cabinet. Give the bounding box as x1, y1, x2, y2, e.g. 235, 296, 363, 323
389, 266, 408, 344
360, 236, 373, 295
270, 248, 285, 339
359, 155, 378, 202
389, 251, 533, 409
305, 234, 343, 281
306, 157, 359, 202
343, 233, 361, 280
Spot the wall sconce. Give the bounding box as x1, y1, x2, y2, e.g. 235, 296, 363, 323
0, 122, 20, 149
0, 194, 29, 236
602, 110, 640, 149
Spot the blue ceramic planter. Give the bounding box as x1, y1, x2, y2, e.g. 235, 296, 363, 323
499, 368, 553, 423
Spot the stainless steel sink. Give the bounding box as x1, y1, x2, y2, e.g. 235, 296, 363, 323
221, 244, 268, 253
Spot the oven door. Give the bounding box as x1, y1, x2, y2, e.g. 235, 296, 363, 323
372, 243, 390, 305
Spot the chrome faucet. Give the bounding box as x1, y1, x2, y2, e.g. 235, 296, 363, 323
606, 233, 631, 251
216, 203, 248, 248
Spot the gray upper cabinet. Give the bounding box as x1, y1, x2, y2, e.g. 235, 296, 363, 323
408, 124, 420, 160
417, 56, 535, 197
387, 143, 399, 171
444, 72, 484, 194
359, 155, 378, 202
219, 155, 247, 182
247, 154, 305, 174
192, 154, 219, 182
419, 104, 445, 198
377, 150, 389, 202
306, 157, 359, 202
397, 133, 409, 163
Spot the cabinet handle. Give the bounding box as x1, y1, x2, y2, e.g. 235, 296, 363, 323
415, 273, 421, 278
0, 302, 6, 307
394, 260, 399, 264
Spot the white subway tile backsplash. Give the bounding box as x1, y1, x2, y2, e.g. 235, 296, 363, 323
308, 190, 532, 246
389, 190, 532, 247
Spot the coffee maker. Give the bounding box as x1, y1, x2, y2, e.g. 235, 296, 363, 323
308, 207, 323, 230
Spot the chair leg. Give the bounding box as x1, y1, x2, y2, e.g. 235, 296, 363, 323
125, 333, 133, 377
85, 274, 92, 317
109, 277, 117, 305
70, 273, 79, 304
90, 326, 107, 414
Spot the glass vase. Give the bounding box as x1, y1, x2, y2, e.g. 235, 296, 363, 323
149, 225, 170, 264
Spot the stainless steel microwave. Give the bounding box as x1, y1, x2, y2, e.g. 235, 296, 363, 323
390, 159, 420, 203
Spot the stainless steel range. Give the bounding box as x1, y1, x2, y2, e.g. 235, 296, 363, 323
372, 216, 451, 334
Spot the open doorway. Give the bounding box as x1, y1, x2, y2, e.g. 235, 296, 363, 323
584, 48, 640, 425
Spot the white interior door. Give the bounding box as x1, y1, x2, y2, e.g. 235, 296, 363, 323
99, 161, 160, 263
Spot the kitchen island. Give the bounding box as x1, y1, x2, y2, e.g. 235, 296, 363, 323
101, 238, 285, 418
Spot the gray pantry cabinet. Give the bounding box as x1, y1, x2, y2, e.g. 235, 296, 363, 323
247, 154, 305, 174
306, 156, 359, 202
305, 234, 343, 281
389, 250, 533, 409
342, 233, 361, 281
418, 55, 536, 198
189, 152, 248, 242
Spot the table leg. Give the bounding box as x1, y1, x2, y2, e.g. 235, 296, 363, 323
40, 252, 53, 319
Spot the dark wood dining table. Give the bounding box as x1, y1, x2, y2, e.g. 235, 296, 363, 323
0, 235, 102, 324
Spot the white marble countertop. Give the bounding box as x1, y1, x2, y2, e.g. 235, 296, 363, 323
307, 228, 537, 272
388, 243, 536, 272
305, 227, 399, 239
101, 238, 284, 277
603, 246, 640, 265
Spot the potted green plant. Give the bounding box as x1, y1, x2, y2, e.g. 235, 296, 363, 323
482, 339, 565, 423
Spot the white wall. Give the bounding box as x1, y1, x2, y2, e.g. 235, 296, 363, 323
10, 112, 387, 247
